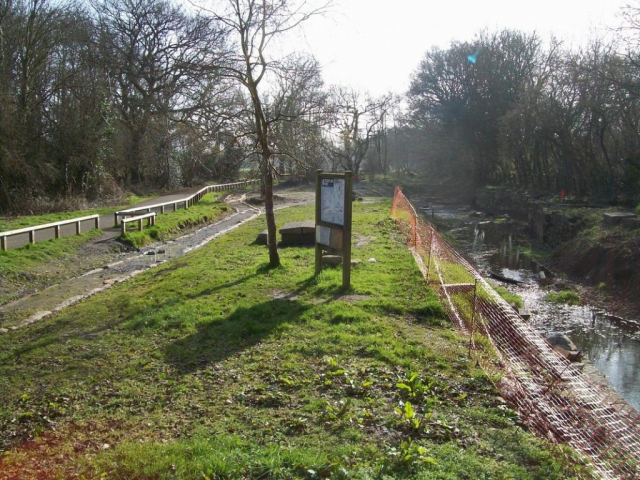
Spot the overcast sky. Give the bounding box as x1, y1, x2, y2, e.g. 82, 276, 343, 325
285, 0, 630, 96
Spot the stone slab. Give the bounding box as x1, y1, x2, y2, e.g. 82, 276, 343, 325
322, 254, 343, 266
280, 220, 315, 246
603, 212, 637, 226
279, 220, 315, 235
622, 217, 640, 229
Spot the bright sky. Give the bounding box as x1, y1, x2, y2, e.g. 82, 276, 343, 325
288, 0, 630, 96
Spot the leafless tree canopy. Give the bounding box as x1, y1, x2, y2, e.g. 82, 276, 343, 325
2, 1, 640, 215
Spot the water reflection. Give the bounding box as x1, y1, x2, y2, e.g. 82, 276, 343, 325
439, 207, 640, 411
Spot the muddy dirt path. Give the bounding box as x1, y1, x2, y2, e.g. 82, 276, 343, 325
0, 190, 313, 333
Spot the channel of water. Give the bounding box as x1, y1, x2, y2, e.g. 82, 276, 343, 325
424, 202, 640, 412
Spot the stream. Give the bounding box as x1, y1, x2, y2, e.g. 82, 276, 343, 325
424, 201, 640, 412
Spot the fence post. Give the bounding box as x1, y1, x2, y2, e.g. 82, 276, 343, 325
1, 236, 6, 251
426, 227, 434, 283
412, 215, 417, 248
95, 217, 100, 230
469, 279, 478, 357
55, 225, 61, 239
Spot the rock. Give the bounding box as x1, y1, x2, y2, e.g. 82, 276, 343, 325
603, 212, 637, 226
322, 255, 342, 267
470, 211, 484, 217
0, 328, 8, 335
256, 230, 269, 245
368, 258, 377, 263
350, 259, 361, 267
539, 271, 554, 286
518, 308, 531, 320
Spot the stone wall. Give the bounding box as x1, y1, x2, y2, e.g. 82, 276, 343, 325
474, 188, 533, 219
475, 188, 582, 246
528, 209, 584, 246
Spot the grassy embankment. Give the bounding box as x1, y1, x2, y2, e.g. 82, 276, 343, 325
0, 195, 153, 231
0, 200, 587, 479
0, 193, 231, 305
120, 192, 230, 248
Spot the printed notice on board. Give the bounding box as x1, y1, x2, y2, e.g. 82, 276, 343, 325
320, 178, 345, 226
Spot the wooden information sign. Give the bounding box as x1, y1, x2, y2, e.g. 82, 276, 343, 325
315, 170, 353, 288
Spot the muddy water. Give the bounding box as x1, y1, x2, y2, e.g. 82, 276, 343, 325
425, 202, 640, 412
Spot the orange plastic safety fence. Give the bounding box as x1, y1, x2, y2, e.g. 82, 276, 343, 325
391, 187, 640, 480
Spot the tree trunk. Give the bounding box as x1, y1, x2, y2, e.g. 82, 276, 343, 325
264, 168, 280, 267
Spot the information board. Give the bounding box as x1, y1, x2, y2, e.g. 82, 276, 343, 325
320, 178, 345, 226
315, 171, 353, 289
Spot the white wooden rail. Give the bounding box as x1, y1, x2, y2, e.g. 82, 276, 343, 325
0, 179, 260, 251
114, 179, 260, 225
0, 214, 100, 251
120, 212, 156, 235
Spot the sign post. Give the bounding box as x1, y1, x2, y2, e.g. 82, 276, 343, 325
315, 170, 353, 289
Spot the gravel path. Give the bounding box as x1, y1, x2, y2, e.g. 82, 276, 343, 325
0, 190, 313, 333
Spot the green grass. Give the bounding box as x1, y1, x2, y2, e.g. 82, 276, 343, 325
0, 201, 589, 479
120, 193, 231, 248
544, 290, 582, 306
0, 194, 153, 231
0, 229, 106, 305
492, 284, 524, 309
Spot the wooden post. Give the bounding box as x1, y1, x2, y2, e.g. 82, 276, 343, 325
426, 228, 434, 283
161, 205, 165, 214
76, 221, 81, 235
0, 236, 6, 251
95, 217, 100, 230
55, 225, 61, 239
138, 218, 143, 231
29, 230, 35, 244
121, 221, 126, 235
114, 212, 118, 227
174, 202, 177, 211
343, 171, 353, 290
469, 279, 479, 357
315, 169, 323, 276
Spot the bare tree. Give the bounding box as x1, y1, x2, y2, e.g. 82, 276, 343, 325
94, 0, 228, 187
325, 87, 393, 178
198, 0, 329, 267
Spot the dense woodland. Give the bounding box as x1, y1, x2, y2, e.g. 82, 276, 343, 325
1, 0, 640, 215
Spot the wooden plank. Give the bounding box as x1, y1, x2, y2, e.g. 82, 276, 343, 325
343, 171, 353, 289
0, 214, 100, 237
315, 170, 323, 275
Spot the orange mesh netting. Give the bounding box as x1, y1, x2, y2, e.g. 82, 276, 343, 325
391, 186, 640, 480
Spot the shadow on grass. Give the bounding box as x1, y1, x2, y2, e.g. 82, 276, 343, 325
163, 298, 310, 374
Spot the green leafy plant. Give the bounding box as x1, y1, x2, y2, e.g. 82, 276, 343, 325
544, 290, 582, 306
382, 439, 436, 473
396, 372, 433, 401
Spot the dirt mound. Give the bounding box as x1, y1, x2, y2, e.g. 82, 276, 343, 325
553, 233, 640, 316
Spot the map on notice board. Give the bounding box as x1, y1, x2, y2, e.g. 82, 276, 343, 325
320, 178, 345, 226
